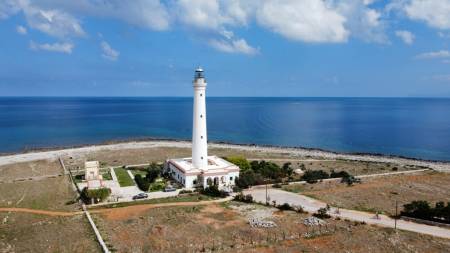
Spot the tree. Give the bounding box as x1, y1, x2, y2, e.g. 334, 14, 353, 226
80, 187, 111, 204
146, 163, 161, 183
225, 156, 251, 171
301, 170, 329, 183
401, 200, 432, 220
282, 162, 293, 177
135, 174, 150, 191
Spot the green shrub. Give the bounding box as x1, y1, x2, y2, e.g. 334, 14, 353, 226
233, 192, 253, 203
201, 185, 229, 198
277, 203, 294, 211
179, 189, 193, 194
225, 156, 251, 171
400, 200, 450, 224
330, 170, 350, 178
135, 174, 150, 191
80, 187, 111, 204
282, 162, 293, 177
301, 170, 329, 184
149, 181, 165, 192
146, 163, 161, 183
313, 207, 331, 219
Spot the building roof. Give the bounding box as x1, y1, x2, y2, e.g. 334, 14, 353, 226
168, 156, 239, 176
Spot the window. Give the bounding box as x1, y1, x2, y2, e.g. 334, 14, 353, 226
201, 156, 204, 160
230, 177, 233, 181
201, 136, 203, 139
200, 114, 203, 118
200, 93, 203, 97
193, 180, 197, 185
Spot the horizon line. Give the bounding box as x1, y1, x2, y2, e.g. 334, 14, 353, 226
1, 96, 450, 99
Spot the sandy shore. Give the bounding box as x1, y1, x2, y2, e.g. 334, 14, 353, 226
0, 140, 449, 171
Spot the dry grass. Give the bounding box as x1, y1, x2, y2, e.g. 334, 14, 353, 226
93, 201, 450, 253
63, 146, 418, 177
0, 213, 99, 253
0, 176, 78, 211
0, 159, 62, 181
283, 171, 450, 215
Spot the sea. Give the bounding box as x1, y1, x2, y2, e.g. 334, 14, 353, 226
1, 97, 450, 162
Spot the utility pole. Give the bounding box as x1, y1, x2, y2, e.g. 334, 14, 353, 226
395, 200, 398, 230
265, 182, 268, 205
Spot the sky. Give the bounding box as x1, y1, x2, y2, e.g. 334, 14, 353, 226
1, 0, 450, 97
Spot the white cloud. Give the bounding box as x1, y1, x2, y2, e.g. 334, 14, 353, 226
0, 0, 21, 19
402, 0, 450, 29
29, 40, 74, 54
16, 25, 27, 35
416, 50, 450, 59
24, 7, 85, 38
256, 0, 349, 43
100, 41, 119, 61
336, 0, 388, 43
395, 30, 415, 44
208, 38, 259, 55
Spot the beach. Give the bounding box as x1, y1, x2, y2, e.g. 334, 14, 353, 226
1, 140, 449, 171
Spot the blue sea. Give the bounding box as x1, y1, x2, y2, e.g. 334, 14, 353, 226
1, 97, 450, 161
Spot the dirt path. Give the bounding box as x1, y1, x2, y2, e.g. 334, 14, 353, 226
0, 197, 233, 218
89, 197, 233, 220
0, 207, 82, 216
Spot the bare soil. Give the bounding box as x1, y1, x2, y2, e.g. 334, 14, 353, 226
93, 201, 450, 253
283, 171, 450, 215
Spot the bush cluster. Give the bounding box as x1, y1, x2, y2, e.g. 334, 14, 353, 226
80, 187, 111, 204
231, 158, 293, 189
301, 169, 359, 185
201, 185, 229, 198
233, 192, 254, 203
134, 162, 164, 191
401, 200, 450, 224
313, 207, 331, 219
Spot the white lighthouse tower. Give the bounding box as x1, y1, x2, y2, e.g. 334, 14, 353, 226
165, 67, 240, 190
192, 67, 208, 169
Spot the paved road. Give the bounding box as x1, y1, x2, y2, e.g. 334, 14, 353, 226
245, 188, 450, 240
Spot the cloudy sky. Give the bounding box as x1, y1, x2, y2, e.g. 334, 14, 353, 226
1, 0, 450, 97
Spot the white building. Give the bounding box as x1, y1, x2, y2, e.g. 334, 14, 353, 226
165, 67, 240, 190
85, 161, 103, 189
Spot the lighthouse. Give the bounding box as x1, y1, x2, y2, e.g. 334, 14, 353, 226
165, 67, 240, 190
192, 67, 208, 169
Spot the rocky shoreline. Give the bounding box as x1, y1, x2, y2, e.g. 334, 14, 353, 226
0, 139, 449, 171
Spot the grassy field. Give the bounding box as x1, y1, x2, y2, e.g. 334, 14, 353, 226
129, 169, 147, 177
113, 167, 135, 187
0, 212, 100, 253
92, 201, 450, 253
282, 171, 450, 215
